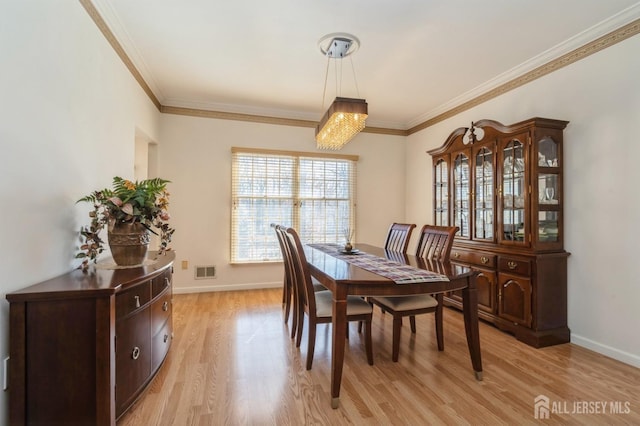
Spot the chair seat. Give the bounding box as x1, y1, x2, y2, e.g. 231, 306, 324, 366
315, 290, 373, 317
372, 294, 438, 311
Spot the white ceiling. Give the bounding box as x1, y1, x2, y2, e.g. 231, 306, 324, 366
93, 0, 640, 130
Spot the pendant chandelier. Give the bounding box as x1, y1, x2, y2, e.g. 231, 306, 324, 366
315, 33, 368, 150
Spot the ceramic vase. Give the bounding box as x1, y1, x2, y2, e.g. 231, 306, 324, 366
108, 222, 150, 266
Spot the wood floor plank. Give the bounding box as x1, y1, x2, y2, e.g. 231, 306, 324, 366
118, 289, 640, 425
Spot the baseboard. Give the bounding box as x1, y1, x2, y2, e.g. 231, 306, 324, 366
571, 334, 640, 369
172, 281, 282, 294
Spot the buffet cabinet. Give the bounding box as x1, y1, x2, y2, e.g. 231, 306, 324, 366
6, 252, 174, 425
427, 117, 570, 347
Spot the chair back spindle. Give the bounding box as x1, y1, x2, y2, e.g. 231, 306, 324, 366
384, 223, 417, 253
415, 225, 459, 262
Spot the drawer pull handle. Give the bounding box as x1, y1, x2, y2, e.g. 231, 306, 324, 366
481, 256, 489, 264
507, 261, 518, 270
134, 295, 140, 308
164, 277, 170, 287
162, 301, 169, 312
132, 346, 141, 360
453, 252, 460, 259
163, 334, 169, 343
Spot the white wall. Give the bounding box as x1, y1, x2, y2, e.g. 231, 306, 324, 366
0, 1, 161, 422
159, 114, 407, 292
406, 34, 640, 367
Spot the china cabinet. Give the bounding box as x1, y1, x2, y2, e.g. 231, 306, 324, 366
428, 117, 569, 347
6, 252, 174, 425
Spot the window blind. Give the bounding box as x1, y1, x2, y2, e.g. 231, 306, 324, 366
231, 147, 357, 263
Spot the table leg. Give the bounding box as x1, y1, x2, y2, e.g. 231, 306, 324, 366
461, 273, 483, 380
331, 286, 348, 408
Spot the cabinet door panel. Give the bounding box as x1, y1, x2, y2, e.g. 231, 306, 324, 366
498, 273, 532, 327
498, 134, 529, 247
473, 146, 495, 241
447, 267, 495, 313
476, 269, 497, 314
152, 318, 172, 374
116, 309, 151, 416
151, 290, 172, 336
433, 157, 449, 226
452, 151, 471, 239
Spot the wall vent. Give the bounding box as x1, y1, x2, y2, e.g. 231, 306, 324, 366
195, 265, 216, 279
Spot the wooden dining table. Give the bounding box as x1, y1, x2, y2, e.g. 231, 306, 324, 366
304, 243, 483, 409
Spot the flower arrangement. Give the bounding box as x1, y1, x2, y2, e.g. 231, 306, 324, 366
76, 176, 175, 271
344, 227, 354, 244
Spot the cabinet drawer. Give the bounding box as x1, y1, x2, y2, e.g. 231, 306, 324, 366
151, 291, 172, 336
498, 257, 531, 276
451, 249, 496, 268
152, 271, 172, 298
116, 281, 152, 319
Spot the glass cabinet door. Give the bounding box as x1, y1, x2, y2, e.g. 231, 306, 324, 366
536, 137, 560, 244
500, 138, 527, 245
474, 147, 494, 240
453, 152, 470, 238
434, 159, 449, 226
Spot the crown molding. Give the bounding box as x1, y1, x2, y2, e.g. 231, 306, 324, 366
86, 0, 164, 105
161, 98, 408, 131
163, 98, 321, 123
161, 105, 317, 128
81, 0, 640, 135
161, 106, 407, 136
408, 5, 640, 133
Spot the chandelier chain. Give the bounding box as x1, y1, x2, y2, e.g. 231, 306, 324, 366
349, 56, 361, 98
321, 54, 331, 111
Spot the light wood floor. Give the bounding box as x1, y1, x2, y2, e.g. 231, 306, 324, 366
118, 288, 640, 425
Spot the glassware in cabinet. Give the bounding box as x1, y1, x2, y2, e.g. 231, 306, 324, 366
500, 138, 527, 244
474, 147, 494, 240
453, 153, 470, 238
434, 158, 449, 226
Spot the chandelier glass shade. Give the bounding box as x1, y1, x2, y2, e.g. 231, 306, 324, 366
316, 33, 367, 150
315, 97, 368, 150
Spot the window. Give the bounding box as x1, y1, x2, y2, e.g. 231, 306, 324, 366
231, 147, 358, 263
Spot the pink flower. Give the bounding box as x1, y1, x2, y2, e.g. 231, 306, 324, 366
159, 211, 170, 221
121, 203, 134, 215
109, 197, 123, 206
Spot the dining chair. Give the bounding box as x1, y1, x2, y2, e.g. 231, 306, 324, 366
369, 224, 459, 361
284, 226, 374, 370
383, 222, 417, 253
273, 223, 327, 340
271, 223, 297, 337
